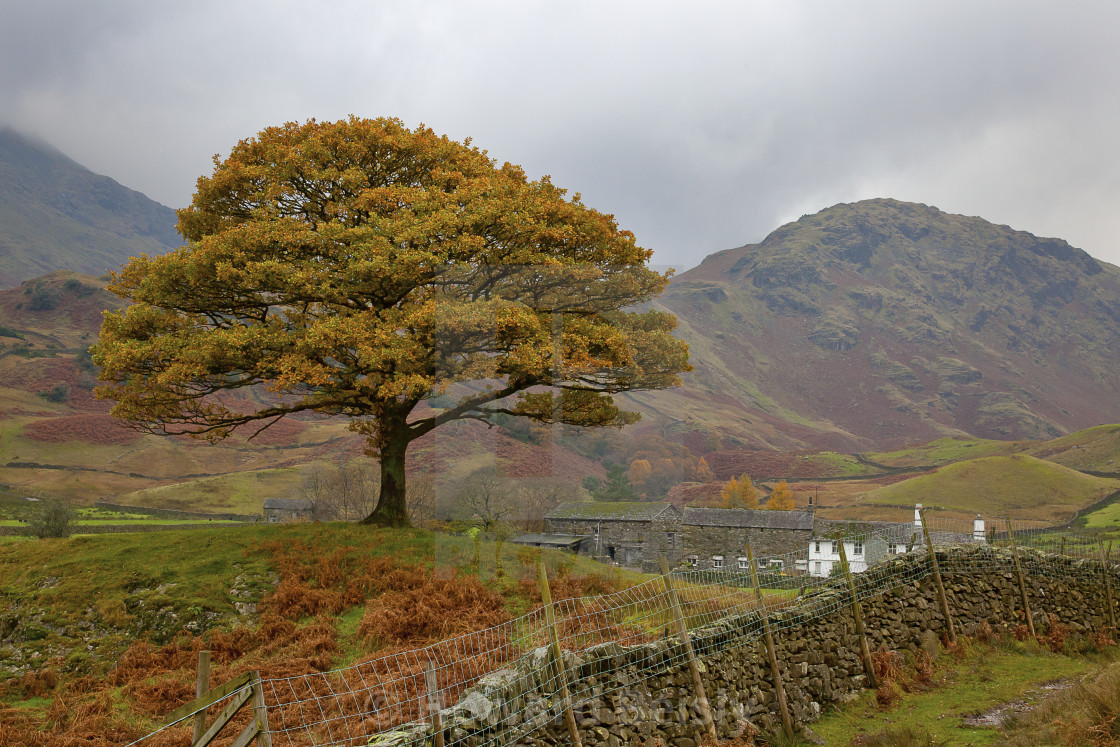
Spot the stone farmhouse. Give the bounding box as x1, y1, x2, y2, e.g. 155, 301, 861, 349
679, 506, 814, 572
527, 501, 814, 573
517, 500, 987, 576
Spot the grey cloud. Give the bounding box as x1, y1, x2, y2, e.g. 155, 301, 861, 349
1, 0, 1118, 269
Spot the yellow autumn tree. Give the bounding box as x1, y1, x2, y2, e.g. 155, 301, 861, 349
695, 457, 715, 482
93, 117, 691, 527
628, 459, 652, 493
720, 474, 759, 509
766, 480, 796, 510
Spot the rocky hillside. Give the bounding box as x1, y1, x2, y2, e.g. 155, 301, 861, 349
0, 128, 179, 288
628, 199, 1120, 451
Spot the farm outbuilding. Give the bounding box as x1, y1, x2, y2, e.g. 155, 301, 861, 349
262, 498, 314, 523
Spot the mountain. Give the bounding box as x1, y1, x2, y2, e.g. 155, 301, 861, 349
0, 128, 180, 288
628, 198, 1120, 451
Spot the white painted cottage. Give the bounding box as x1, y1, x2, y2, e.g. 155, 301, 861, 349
807, 504, 986, 578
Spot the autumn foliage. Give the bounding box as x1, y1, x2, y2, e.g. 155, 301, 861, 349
94, 117, 690, 526
720, 474, 760, 509
766, 479, 796, 510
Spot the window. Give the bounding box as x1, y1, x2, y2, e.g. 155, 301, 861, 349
887, 543, 898, 555
685, 555, 698, 566
712, 555, 724, 569
813, 561, 822, 575
814, 541, 822, 554
666, 532, 676, 546
768, 560, 784, 571
831, 541, 839, 555
852, 541, 864, 556
738, 556, 749, 569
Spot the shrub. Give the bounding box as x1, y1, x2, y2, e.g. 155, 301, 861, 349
27, 284, 59, 311
27, 498, 77, 538
63, 278, 95, 297
37, 384, 70, 404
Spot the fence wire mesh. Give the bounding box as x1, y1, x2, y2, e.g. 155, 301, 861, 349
131, 513, 1120, 747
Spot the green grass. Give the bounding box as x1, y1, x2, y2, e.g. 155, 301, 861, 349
805, 451, 881, 476
120, 467, 303, 514
1073, 490, 1120, 536
812, 639, 1112, 746
865, 454, 1120, 521
1027, 423, 1120, 473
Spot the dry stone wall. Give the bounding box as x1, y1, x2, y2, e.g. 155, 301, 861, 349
367, 546, 1120, 747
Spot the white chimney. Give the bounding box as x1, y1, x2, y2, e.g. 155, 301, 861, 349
973, 515, 986, 543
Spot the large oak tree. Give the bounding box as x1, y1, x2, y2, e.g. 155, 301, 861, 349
94, 117, 691, 526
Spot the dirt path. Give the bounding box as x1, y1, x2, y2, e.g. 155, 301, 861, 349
960, 678, 1075, 728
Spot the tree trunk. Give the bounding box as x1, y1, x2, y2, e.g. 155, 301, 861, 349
359, 430, 412, 527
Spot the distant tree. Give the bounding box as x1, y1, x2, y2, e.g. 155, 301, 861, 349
297, 457, 380, 520
457, 467, 516, 530
628, 459, 652, 493
582, 475, 603, 495
518, 479, 578, 530
721, 474, 759, 509
94, 116, 690, 527
598, 463, 636, 501
406, 471, 437, 527
27, 498, 76, 539
694, 457, 715, 482
766, 480, 795, 510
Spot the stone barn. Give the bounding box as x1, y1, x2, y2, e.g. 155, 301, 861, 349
262, 498, 314, 523
543, 501, 683, 570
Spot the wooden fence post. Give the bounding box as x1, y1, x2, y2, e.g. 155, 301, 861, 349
1098, 538, 1117, 630
918, 508, 957, 644
1006, 520, 1036, 638
744, 545, 795, 741
426, 661, 445, 747
251, 673, 273, 747
194, 651, 210, 745
658, 556, 717, 740
837, 543, 878, 689
538, 561, 583, 747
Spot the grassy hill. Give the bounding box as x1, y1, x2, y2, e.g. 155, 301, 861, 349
0, 129, 180, 288
865, 454, 1120, 522
1025, 423, 1120, 474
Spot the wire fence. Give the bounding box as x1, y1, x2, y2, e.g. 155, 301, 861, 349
134, 514, 1120, 747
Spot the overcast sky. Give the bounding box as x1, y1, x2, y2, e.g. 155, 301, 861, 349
2, 1, 1118, 270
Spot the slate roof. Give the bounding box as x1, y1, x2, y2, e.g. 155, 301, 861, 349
682, 507, 814, 530
545, 501, 682, 522
509, 533, 591, 548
